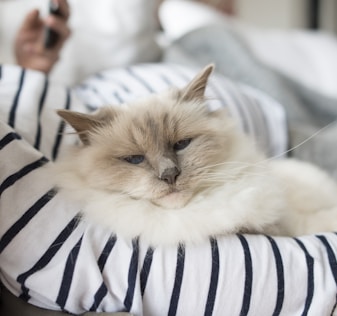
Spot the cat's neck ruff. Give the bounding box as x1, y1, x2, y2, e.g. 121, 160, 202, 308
56, 163, 283, 247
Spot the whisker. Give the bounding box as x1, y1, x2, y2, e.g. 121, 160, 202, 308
262, 120, 337, 163
197, 160, 258, 171
193, 170, 269, 183
199, 120, 337, 175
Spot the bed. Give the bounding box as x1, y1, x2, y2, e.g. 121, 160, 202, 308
1, 1, 337, 315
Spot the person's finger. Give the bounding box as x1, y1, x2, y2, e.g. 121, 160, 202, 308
19, 9, 41, 31
53, 0, 70, 20
28, 41, 60, 61
44, 15, 71, 41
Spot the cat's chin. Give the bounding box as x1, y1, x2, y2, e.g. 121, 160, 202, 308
152, 191, 192, 209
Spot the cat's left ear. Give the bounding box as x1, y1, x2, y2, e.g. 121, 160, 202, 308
179, 64, 214, 102
57, 107, 116, 145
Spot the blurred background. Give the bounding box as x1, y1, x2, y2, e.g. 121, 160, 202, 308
0, 0, 336, 91
219, 0, 337, 32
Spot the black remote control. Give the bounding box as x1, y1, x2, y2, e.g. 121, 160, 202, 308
44, 0, 62, 49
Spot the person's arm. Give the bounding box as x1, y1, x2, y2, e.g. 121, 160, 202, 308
14, 0, 70, 74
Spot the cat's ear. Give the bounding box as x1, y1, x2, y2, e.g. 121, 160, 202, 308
179, 64, 214, 102
57, 107, 116, 145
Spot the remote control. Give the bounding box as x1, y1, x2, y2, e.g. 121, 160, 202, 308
44, 0, 62, 49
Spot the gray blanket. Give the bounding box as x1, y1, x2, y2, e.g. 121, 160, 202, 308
164, 24, 337, 178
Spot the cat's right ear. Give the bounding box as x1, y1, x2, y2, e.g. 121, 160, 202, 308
57, 108, 115, 145
179, 64, 214, 102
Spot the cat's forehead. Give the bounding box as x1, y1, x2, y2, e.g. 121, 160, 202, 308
96, 95, 206, 151
125, 103, 185, 142
121, 93, 178, 125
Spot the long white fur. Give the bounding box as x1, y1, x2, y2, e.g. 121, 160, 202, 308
51, 65, 337, 246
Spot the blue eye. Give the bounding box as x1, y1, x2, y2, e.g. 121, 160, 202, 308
173, 138, 192, 151
124, 155, 145, 164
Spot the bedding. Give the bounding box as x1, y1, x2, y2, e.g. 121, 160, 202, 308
1, 63, 337, 315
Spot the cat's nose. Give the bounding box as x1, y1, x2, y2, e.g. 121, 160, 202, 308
160, 167, 180, 185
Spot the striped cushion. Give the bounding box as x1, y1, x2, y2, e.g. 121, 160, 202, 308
74, 63, 288, 158
1, 64, 337, 315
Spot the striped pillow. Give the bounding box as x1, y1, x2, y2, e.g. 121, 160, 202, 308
1, 64, 337, 316
74, 63, 288, 158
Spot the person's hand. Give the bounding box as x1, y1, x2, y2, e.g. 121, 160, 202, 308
14, 0, 70, 74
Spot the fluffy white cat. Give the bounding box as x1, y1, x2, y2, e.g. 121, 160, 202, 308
51, 65, 337, 246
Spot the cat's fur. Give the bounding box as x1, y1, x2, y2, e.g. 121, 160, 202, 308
52, 65, 337, 246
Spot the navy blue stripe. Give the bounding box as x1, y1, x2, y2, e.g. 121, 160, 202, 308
160, 73, 173, 85
52, 120, 66, 160
238, 235, 253, 316
240, 93, 261, 140
85, 104, 98, 112
126, 67, 154, 93
56, 235, 83, 310
0, 189, 56, 254
34, 78, 49, 149
8, 69, 26, 128
171, 65, 191, 81
18, 284, 31, 302
171, 65, 211, 90
168, 244, 185, 316
91, 86, 110, 105
105, 76, 131, 93
123, 238, 139, 312
204, 238, 220, 316
316, 235, 337, 284
97, 235, 117, 272
112, 79, 130, 93
294, 238, 314, 316
140, 247, 154, 296
250, 97, 270, 147
330, 300, 337, 316
266, 236, 284, 316
89, 283, 108, 312
88, 235, 117, 311
113, 91, 124, 104
227, 86, 250, 133
52, 89, 70, 160
210, 79, 250, 134
207, 81, 227, 107
316, 235, 337, 315
0, 156, 48, 197
17, 215, 80, 301
0, 132, 21, 150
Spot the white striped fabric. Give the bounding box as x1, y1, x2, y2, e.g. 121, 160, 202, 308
1, 64, 337, 316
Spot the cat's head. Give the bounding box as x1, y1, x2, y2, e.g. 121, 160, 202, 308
57, 65, 242, 209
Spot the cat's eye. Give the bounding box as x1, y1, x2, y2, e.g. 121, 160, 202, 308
173, 138, 192, 151
123, 155, 145, 164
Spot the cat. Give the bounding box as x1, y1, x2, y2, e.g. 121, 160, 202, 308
51, 64, 337, 246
